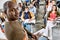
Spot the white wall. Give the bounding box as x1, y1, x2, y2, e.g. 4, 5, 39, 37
0, 0, 11, 9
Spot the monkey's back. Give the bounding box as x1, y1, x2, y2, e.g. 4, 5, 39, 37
4, 21, 28, 40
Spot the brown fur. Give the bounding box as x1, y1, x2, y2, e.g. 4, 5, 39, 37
4, 1, 28, 40
5, 21, 28, 40
4, 1, 19, 21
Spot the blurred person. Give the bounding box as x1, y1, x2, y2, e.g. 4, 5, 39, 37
29, 3, 36, 15
46, 0, 56, 12
31, 0, 39, 20
47, 5, 57, 25
52, 0, 56, 5
21, 6, 37, 40
46, 0, 52, 12
48, 5, 57, 21
43, 1, 49, 26
21, 6, 35, 32
18, 3, 22, 13
34, 5, 57, 40
3, 1, 28, 40
0, 24, 7, 40
35, 0, 40, 8
44, 0, 54, 26
22, 3, 25, 11
31, 0, 36, 8
18, 3, 25, 19
0, 12, 6, 33
32, 0, 35, 5
25, 0, 30, 6
46, 5, 57, 40
33, 0, 40, 8
18, 3, 22, 20
0, 17, 5, 33
18, 2, 25, 12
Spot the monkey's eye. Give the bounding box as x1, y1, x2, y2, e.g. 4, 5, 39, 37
11, 9, 15, 12
8, 8, 14, 12
11, 9, 14, 11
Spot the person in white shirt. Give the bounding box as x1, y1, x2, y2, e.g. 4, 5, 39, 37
29, 3, 36, 15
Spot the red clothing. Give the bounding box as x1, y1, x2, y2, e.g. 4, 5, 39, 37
49, 12, 57, 21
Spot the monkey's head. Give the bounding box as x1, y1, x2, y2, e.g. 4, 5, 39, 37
4, 1, 19, 21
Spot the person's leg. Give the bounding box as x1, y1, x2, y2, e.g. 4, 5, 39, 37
44, 18, 47, 26
23, 23, 31, 32
25, 24, 31, 32
38, 36, 48, 40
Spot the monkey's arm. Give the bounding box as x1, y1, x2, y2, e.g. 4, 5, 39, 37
24, 27, 33, 37
24, 27, 37, 40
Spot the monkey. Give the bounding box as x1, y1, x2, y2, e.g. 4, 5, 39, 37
3, 1, 28, 40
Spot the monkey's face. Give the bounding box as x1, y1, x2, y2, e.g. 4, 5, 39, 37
4, 1, 19, 21
6, 7, 19, 21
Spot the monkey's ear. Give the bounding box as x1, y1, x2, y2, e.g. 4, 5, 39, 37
3, 1, 15, 14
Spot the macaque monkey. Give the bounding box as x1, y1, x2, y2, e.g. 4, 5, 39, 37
3, 1, 28, 40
